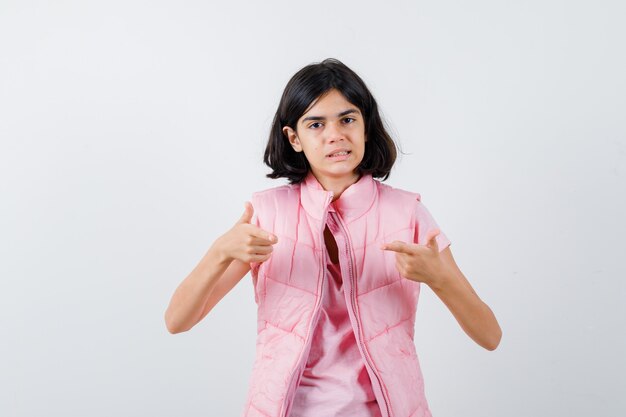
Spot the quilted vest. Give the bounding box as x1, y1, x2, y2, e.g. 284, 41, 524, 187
242, 171, 435, 417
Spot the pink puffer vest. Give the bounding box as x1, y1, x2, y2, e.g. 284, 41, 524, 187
242, 171, 442, 417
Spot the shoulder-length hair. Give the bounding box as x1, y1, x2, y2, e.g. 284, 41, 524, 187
263, 58, 398, 184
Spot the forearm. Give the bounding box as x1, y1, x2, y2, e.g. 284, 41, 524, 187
164, 244, 231, 334
429, 268, 502, 350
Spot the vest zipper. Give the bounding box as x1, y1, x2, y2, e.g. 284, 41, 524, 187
330, 211, 392, 417
280, 193, 334, 417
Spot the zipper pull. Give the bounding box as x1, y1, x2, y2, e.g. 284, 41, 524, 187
327, 192, 334, 205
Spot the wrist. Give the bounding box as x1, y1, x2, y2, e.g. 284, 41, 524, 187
207, 239, 232, 266
428, 263, 452, 292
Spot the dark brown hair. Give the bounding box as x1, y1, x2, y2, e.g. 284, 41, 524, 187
263, 58, 398, 184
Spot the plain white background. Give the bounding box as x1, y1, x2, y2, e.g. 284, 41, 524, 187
1, 1, 625, 416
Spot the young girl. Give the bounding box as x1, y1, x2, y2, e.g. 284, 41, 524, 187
164, 58, 502, 417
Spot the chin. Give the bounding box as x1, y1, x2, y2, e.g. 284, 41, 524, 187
325, 167, 360, 178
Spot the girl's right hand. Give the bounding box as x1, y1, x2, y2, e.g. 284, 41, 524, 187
213, 201, 277, 264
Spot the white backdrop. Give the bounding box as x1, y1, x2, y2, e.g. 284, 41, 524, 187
1, 1, 625, 416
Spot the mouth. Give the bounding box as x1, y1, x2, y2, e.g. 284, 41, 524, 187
326, 150, 351, 158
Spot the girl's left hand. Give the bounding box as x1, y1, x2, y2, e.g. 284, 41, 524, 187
380, 229, 447, 288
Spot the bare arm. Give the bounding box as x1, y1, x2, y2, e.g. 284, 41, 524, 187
164, 201, 275, 334
430, 246, 503, 350
164, 246, 250, 334
194, 257, 252, 326
382, 230, 502, 351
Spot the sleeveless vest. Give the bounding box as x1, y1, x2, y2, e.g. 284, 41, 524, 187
241, 172, 436, 417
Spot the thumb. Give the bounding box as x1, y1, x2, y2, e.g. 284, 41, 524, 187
425, 228, 440, 252
237, 201, 254, 225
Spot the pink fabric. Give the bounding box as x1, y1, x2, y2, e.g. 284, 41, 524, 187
243, 173, 450, 417
289, 205, 383, 417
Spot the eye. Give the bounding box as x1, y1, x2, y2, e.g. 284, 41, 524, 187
343, 117, 355, 124
309, 122, 323, 129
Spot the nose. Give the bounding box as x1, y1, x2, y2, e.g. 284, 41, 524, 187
324, 121, 346, 143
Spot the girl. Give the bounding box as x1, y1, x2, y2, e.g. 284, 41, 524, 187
164, 58, 502, 417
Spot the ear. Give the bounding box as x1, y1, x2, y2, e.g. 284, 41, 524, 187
283, 126, 303, 152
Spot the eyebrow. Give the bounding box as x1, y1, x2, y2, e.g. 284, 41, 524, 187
301, 108, 359, 123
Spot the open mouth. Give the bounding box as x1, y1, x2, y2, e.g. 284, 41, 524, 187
327, 150, 351, 158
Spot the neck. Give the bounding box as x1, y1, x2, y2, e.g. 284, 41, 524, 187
311, 171, 361, 202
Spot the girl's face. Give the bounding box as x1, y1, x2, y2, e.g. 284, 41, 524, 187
283, 89, 367, 186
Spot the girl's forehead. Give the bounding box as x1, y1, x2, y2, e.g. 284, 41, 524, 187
300, 90, 361, 118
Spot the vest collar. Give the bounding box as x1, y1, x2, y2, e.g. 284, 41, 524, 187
299, 171, 378, 222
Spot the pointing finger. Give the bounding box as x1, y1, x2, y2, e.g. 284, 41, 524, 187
249, 226, 277, 244
380, 240, 412, 253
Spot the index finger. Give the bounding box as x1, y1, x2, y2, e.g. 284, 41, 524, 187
380, 240, 412, 253
247, 224, 277, 243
